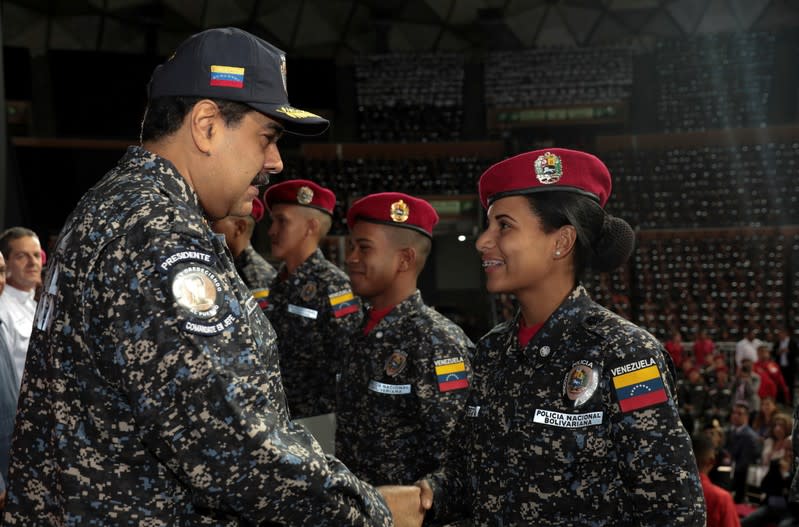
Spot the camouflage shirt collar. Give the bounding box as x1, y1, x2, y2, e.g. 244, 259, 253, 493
285, 248, 325, 279
124, 145, 201, 213
511, 284, 593, 352
366, 289, 424, 329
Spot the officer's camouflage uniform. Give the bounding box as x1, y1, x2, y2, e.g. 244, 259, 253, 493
2, 146, 392, 527
236, 243, 277, 290
428, 286, 706, 526
266, 248, 362, 418
336, 290, 474, 487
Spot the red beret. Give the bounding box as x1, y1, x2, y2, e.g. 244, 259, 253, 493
250, 197, 265, 222
263, 179, 336, 215
347, 192, 439, 238
478, 148, 612, 209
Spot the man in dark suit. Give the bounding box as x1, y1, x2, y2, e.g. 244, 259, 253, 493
726, 401, 760, 503
773, 328, 797, 404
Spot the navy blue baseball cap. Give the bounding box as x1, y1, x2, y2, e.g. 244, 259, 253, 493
148, 27, 329, 136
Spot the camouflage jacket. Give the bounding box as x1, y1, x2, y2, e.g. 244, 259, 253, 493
336, 290, 474, 487
265, 249, 362, 418
428, 286, 706, 526
2, 146, 392, 527
235, 243, 276, 291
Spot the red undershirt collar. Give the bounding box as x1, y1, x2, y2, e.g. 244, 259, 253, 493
364, 305, 395, 335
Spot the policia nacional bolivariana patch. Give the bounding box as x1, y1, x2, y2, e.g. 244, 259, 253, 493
161, 250, 236, 336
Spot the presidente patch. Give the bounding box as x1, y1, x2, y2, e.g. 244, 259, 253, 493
562, 360, 600, 408
385, 350, 408, 377
611, 357, 668, 413
172, 266, 222, 319
170, 264, 237, 336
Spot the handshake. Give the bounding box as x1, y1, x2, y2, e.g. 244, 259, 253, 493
378, 480, 434, 527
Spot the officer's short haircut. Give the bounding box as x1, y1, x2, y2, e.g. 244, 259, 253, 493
691, 434, 714, 465
0, 227, 38, 260
298, 207, 332, 240
386, 227, 432, 275
140, 96, 253, 143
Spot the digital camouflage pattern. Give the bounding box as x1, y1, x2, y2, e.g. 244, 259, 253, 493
265, 249, 362, 418
336, 290, 474, 487
235, 243, 277, 291
2, 146, 392, 527
428, 286, 705, 526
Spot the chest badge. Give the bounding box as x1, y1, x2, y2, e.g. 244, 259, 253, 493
301, 281, 317, 302
563, 360, 600, 408
385, 350, 408, 377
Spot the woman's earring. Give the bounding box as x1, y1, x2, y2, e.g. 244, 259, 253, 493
555, 250, 561, 257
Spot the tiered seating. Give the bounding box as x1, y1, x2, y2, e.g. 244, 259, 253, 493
354, 53, 465, 142
603, 142, 799, 229
633, 233, 786, 341
484, 46, 633, 108
653, 32, 776, 132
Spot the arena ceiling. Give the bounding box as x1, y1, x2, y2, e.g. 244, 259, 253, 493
2, 0, 799, 60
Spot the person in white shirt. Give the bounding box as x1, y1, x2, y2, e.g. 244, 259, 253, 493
735, 328, 761, 368
0, 227, 42, 387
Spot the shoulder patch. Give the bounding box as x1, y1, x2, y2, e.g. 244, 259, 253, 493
252, 287, 270, 310
329, 290, 360, 318
434, 357, 469, 392
169, 263, 236, 336
172, 266, 222, 318
611, 357, 668, 412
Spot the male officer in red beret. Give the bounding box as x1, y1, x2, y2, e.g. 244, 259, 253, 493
336, 192, 474, 497
263, 179, 362, 419
211, 197, 277, 297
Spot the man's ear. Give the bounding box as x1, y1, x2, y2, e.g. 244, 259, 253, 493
233, 217, 249, 238
189, 99, 220, 155
397, 246, 416, 273
306, 216, 320, 239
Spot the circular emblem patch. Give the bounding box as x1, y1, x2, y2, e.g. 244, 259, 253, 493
297, 186, 314, 205
534, 151, 563, 185
385, 350, 408, 377
172, 266, 223, 319
563, 360, 599, 408
301, 281, 317, 302
390, 200, 410, 223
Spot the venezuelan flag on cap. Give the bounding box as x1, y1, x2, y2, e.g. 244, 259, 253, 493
612, 358, 668, 413
435, 358, 469, 393
329, 290, 360, 318
210, 65, 245, 88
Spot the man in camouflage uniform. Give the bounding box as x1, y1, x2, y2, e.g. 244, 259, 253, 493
263, 179, 362, 418
337, 192, 473, 489
212, 196, 276, 303
3, 27, 421, 526
415, 149, 705, 525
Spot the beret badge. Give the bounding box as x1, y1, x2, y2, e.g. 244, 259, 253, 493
296, 186, 314, 205
390, 200, 410, 223
534, 152, 563, 185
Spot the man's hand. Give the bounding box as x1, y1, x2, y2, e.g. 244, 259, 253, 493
377, 485, 426, 527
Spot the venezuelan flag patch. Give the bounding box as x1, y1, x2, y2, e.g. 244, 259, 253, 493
611, 357, 668, 413
329, 290, 360, 318
435, 358, 469, 392
252, 288, 269, 310
210, 65, 245, 88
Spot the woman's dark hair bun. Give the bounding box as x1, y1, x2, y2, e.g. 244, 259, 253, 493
591, 215, 634, 272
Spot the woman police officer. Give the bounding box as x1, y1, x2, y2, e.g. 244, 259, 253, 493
415, 148, 706, 526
